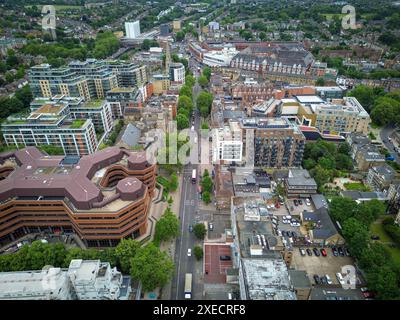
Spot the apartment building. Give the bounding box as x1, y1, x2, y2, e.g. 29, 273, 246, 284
152, 74, 171, 94
2, 103, 98, 156
0, 259, 131, 300
29, 64, 91, 100
105, 87, 143, 118
169, 62, 185, 84
1, 95, 117, 155
105, 60, 147, 87
240, 117, 305, 168
367, 164, 396, 192
29, 60, 147, 100
0, 147, 157, 247
68, 59, 118, 99
212, 121, 243, 164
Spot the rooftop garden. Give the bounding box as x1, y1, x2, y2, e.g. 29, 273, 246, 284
70, 119, 85, 129
84, 99, 105, 109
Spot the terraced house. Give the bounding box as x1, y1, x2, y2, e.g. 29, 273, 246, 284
0, 147, 157, 247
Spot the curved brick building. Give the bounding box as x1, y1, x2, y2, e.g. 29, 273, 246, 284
0, 146, 156, 247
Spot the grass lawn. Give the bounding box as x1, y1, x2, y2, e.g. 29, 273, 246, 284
370, 220, 400, 266
343, 182, 371, 192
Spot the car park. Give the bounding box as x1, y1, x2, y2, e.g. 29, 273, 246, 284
320, 248, 327, 257
306, 248, 313, 256
332, 247, 338, 256
313, 248, 320, 256
299, 248, 306, 256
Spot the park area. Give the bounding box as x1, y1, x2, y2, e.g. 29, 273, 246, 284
370, 219, 400, 266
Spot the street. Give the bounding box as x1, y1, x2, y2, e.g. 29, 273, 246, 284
380, 125, 400, 163
170, 67, 204, 300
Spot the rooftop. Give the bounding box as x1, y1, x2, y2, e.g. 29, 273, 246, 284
287, 169, 317, 187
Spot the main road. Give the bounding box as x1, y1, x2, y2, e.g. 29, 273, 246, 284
170, 66, 203, 300
380, 124, 400, 163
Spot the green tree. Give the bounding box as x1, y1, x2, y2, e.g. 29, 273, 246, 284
202, 66, 211, 81
347, 85, 376, 112
114, 239, 140, 275
196, 91, 214, 117
130, 243, 175, 292
176, 31, 185, 41
193, 223, 207, 240
179, 85, 192, 98
154, 208, 180, 244
14, 85, 33, 108
316, 77, 325, 86
198, 75, 209, 87
329, 196, 358, 224
178, 95, 193, 112
366, 265, 400, 300
169, 173, 179, 192
202, 191, 211, 204
193, 245, 203, 260
177, 113, 189, 130
342, 217, 369, 255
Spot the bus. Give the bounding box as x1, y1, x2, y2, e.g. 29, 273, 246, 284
191, 169, 197, 184
184, 273, 192, 299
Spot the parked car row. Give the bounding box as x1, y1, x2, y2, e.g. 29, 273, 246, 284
299, 246, 351, 257
313, 274, 333, 285
331, 246, 351, 257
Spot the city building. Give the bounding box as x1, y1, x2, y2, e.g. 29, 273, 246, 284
125, 21, 141, 39
0, 259, 131, 300
2, 99, 99, 156
0, 146, 157, 247
105, 61, 147, 88
288, 270, 312, 300
203, 46, 238, 67
346, 133, 386, 171
366, 164, 397, 192
172, 20, 182, 31
152, 74, 171, 94
240, 118, 306, 168
106, 87, 143, 118
231, 80, 279, 106
160, 23, 170, 36
212, 121, 243, 164
285, 169, 318, 198
169, 62, 185, 84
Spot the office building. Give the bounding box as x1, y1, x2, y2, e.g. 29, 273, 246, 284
125, 21, 141, 39
169, 62, 185, 84
0, 259, 131, 300
240, 117, 306, 168
0, 146, 157, 247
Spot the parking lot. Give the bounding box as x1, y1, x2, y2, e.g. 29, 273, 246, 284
207, 213, 231, 240
286, 198, 314, 216
291, 248, 356, 286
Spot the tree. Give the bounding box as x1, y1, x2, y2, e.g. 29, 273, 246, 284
179, 85, 192, 98
176, 31, 185, 41
198, 75, 209, 88
178, 95, 193, 112
202, 67, 211, 81
114, 239, 140, 274
200, 176, 213, 193
347, 85, 375, 112
185, 74, 195, 87
154, 208, 180, 244
310, 165, 332, 191
342, 217, 369, 255
169, 173, 179, 192
193, 223, 207, 240
259, 31, 267, 41
193, 245, 203, 260
335, 153, 353, 170
366, 265, 400, 300
329, 196, 358, 225
130, 243, 174, 292
316, 77, 325, 86
196, 91, 214, 117
202, 191, 211, 204
177, 113, 189, 130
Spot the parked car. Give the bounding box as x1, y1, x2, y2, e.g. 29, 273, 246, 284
325, 275, 333, 285
320, 248, 327, 257
298, 199, 303, 205
306, 248, 313, 256
336, 272, 345, 285
281, 231, 287, 237
220, 255, 231, 261
371, 235, 380, 240
344, 247, 351, 256
362, 291, 374, 299
282, 219, 289, 224
208, 223, 214, 231
187, 248, 192, 257
299, 248, 306, 256
291, 231, 297, 238
332, 247, 338, 257
294, 199, 298, 206
305, 198, 311, 206
337, 247, 344, 256
277, 230, 282, 236
313, 248, 320, 256
284, 215, 292, 220
313, 274, 321, 284
321, 276, 328, 284
189, 225, 193, 232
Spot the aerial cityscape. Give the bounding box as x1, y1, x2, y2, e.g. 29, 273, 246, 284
0, 0, 400, 304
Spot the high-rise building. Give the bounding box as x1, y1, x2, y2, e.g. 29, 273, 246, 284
105, 60, 147, 87
125, 21, 141, 39
0, 146, 157, 247
240, 117, 305, 168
